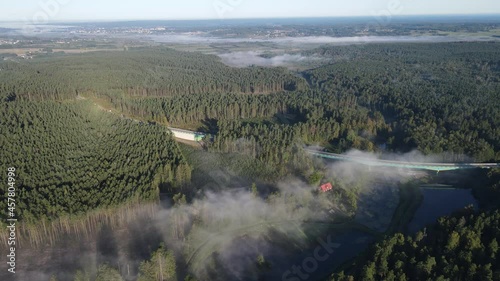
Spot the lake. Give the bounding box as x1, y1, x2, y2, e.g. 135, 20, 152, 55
407, 186, 478, 233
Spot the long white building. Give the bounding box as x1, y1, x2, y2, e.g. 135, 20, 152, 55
168, 127, 205, 142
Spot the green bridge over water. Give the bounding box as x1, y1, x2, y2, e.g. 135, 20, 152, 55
306, 150, 500, 172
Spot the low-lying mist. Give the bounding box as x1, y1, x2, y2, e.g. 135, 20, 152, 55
10, 178, 339, 281
9, 147, 463, 281
218, 51, 320, 68
309, 147, 476, 189
340, 148, 473, 163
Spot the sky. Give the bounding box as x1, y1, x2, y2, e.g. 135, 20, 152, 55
0, 0, 499, 22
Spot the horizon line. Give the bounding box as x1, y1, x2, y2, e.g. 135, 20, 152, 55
1, 13, 499, 24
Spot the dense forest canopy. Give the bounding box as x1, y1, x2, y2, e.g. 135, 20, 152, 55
332, 207, 500, 281
112, 43, 499, 164
0, 100, 190, 223
0, 38, 499, 281
303, 42, 500, 159
1, 42, 499, 224
0, 47, 306, 101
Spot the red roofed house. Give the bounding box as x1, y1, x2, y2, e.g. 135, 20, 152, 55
320, 182, 333, 192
